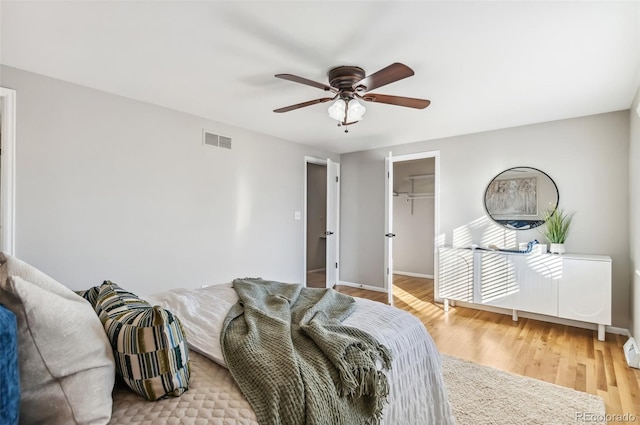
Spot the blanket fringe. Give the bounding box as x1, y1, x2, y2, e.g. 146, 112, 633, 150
335, 342, 392, 424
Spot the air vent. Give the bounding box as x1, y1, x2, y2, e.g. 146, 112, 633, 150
218, 136, 232, 149
203, 130, 232, 149
203, 131, 219, 147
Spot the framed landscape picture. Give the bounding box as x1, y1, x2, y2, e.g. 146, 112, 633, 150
485, 176, 537, 217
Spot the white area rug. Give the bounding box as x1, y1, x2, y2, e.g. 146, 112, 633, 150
442, 355, 607, 425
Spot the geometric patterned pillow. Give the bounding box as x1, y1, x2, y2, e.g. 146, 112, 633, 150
76, 285, 100, 307
93, 280, 190, 401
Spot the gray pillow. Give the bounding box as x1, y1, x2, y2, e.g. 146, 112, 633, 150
0, 253, 115, 424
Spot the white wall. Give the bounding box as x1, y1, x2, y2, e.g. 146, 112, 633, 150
341, 111, 631, 328
1, 66, 339, 295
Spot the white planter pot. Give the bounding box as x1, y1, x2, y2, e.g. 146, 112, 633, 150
550, 243, 565, 254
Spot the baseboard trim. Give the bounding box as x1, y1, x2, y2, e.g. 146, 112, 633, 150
608, 326, 631, 337
451, 300, 630, 337
337, 280, 387, 293
394, 271, 434, 279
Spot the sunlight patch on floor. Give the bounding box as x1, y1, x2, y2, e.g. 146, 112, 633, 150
393, 284, 433, 311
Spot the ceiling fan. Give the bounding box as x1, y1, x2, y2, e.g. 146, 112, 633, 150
273, 63, 430, 132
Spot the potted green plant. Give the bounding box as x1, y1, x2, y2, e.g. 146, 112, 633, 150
540, 207, 574, 254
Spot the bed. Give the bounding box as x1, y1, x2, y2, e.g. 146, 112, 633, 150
109, 283, 454, 425
0, 252, 454, 425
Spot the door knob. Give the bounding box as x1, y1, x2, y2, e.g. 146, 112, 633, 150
385, 233, 396, 238
325, 231, 334, 236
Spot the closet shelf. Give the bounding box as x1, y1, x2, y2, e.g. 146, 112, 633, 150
396, 174, 435, 215
405, 174, 434, 181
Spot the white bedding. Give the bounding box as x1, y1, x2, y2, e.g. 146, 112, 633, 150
110, 284, 454, 424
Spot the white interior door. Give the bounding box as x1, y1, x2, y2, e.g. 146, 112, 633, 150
0, 88, 16, 256
384, 152, 394, 304
326, 159, 340, 288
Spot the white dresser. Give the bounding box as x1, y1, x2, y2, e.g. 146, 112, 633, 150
438, 247, 612, 341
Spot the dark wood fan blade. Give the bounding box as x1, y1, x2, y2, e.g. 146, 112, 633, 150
273, 96, 336, 113
275, 74, 335, 92
354, 63, 414, 92
360, 93, 431, 109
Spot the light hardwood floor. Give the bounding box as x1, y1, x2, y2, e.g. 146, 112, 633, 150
335, 275, 640, 420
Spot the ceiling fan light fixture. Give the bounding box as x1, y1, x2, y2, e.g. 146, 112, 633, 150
327, 98, 366, 123
347, 99, 366, 122
276, 63, 428, 130
328, 99, 346, 121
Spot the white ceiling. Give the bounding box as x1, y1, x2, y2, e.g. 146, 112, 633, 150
1, 1, 639, 154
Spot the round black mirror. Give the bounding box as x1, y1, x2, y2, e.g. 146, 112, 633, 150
484, 167, 559, 230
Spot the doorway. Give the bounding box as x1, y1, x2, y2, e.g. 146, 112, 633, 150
306, 162, 327, 288
384, 151, 439, 304
304, 157, 340, 288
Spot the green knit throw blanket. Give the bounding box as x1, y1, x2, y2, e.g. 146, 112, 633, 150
221, 278, 392, 425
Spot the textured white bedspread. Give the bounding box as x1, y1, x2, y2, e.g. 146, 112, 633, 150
109, 284, 454, 424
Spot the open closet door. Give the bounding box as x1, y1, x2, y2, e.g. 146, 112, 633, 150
384, 152, 394, 304
325, 159, 340, 288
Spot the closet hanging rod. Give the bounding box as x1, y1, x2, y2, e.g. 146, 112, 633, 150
405, 195, 434, 200
396, 192, 433, 197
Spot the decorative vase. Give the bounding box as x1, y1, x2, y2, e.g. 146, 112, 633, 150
550, 243, 565, 254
